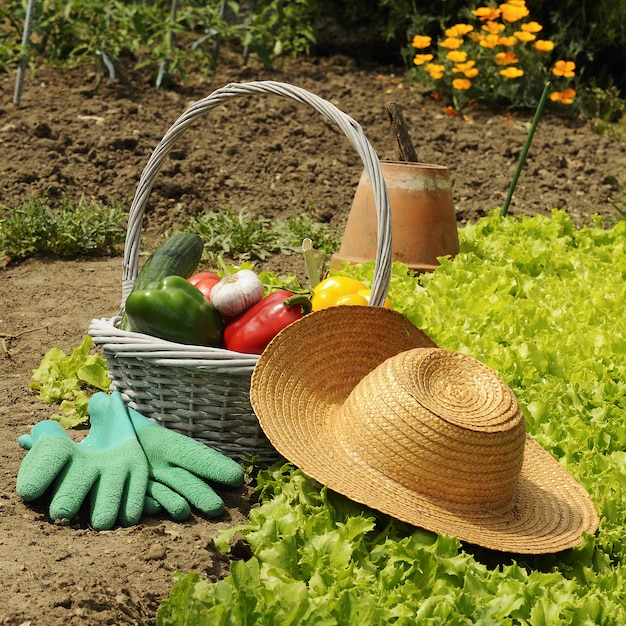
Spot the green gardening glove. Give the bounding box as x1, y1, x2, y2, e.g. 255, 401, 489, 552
127, 406, 245, 521
16, 392, 149, 530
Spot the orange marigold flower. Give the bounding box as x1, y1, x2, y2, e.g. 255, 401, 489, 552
482, 20, 505, 35
479, 34, 500, 48
452, 78, 472, 90
522, 21, 542, 33
534, 39, 555, 52
498, 36, 518, 47
499, 1, 529, 22
439, 37, 464, 49
473, 6, 501, 21
445, 23, 474, 37
414, 53, 434, 66
426, 63, 445, 80
495, 51, 519, 65
553, 60, 576, 77
446, 50, 468, 63
412, 35, 432, 49
514, 30, 536, 42
549, 88, 576, 104
500, 66, 524, 78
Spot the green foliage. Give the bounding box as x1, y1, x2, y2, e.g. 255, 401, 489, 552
239, 0, 319, 68
273, 209, 341, 255
180, 206, 339, 266
0, 194, 126, 261
158, 210, 626, 623
577, 83, 626, 137
0, 17, 20, 73
30, 336, 111, 428
0, 0, 319, 81
601, 175, 626, 221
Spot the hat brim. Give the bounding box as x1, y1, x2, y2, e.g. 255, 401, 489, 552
250, 306, 599, 554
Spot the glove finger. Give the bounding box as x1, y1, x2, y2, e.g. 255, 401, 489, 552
151, 467, 225, 517
117, 463, 150, 528
48, 462, 99, 523
147, 481, 191, 521
138, 426, 245, 487
16, 437, 75, 501
88, 472, 127, 531
143, 495, 163, 516
18, 434, 33, 450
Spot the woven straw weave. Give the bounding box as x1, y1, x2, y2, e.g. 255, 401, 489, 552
89, 81, 393, 463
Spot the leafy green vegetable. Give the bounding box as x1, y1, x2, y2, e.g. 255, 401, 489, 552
30, 336, 111, 428
160, 209, 626, 624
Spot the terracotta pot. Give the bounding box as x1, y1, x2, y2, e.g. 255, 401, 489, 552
331, 161, 460, 272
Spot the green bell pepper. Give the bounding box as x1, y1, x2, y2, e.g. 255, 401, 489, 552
124, 275, 225, 346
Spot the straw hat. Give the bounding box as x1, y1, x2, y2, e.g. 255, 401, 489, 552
250, 306, 599, 554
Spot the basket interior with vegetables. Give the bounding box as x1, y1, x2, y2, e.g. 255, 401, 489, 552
89, 81, 393, 463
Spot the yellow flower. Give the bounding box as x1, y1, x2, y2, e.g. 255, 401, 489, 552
522, 21, 542, 33
414, 53, 434, 66
426, 63, 445, 80
452, 78, 472, 90
482, 20, 505, 35
534, 39, 555, 52
498, 36, 518, 47
473, 6, 501, 21
479, 34, 500, 48
495, 51, 519, 65
453, 60, 478, 78
500, 66, 524, 78
552, 60, 576, 77
549, 88, 576, 104
445, 23, 474, 37
412, 35, 432, 49
514, 30, 536, 42
446, 50, 468, 63
499, 1, 529, 22
439, 37, 464, 49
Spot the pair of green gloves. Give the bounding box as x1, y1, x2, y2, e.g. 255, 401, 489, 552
16, 392, 245, 530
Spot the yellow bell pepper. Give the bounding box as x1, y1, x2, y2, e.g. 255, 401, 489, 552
311, 276, 392, 310
358, 289, 393, 309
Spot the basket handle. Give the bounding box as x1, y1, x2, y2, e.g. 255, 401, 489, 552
121, 80, 392, 310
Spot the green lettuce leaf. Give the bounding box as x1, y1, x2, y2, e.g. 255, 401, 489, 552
29, 336, 110, 428
159, 210, 626, 624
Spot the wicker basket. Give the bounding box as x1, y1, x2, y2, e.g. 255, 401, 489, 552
89, 81, 393, 463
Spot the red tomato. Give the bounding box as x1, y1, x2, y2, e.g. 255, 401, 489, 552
187, 272, 221, 300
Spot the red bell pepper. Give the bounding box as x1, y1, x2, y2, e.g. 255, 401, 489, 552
188, 272, 221, 301
223, 289, 312, 354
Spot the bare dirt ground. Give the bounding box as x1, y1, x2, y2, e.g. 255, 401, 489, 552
1, 51, 625, 625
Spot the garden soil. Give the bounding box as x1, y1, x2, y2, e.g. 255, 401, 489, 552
1, 52, 625, 624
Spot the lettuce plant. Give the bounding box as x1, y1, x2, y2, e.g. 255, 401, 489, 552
158, 209, 626, 625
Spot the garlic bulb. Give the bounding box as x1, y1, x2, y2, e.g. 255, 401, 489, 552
210, 269, 264, 318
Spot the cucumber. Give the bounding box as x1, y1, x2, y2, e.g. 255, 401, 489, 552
119, 232, 204, 330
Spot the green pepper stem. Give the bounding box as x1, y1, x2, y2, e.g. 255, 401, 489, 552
283, 294, 313, 314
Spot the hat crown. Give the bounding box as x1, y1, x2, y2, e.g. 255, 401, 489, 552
335, 348, 526, 511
